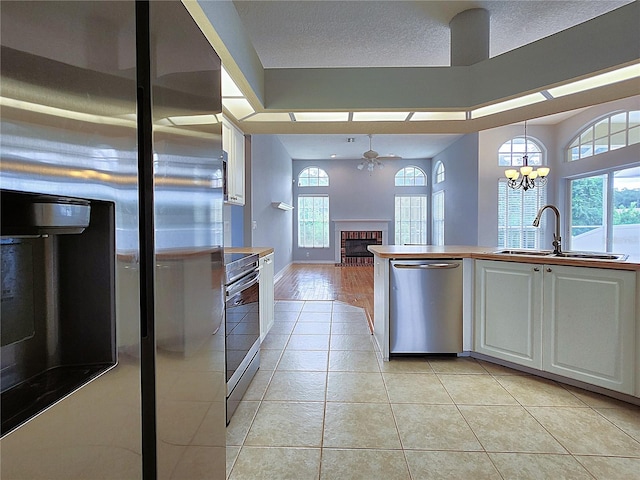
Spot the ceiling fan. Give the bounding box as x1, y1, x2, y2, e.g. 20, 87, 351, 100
357, 134, 401, 172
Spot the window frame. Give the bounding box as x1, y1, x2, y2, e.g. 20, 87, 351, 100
434, 161, 445, 184
298, 166, 329, 187
297, 194, 330, 248
394, 166, 427, 187
394, 194, 428, 245
566, 110, 640, 162
497, 180, 547, 250
567, 165, 640, 254
432, 190, 445, 246
498, 136, 544, 167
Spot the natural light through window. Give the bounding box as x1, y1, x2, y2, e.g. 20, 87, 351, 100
395, 166, 427, 186
499, 137, 543, 167
498, 180, 547, 249
395, 195, 428, 245
432, 190, 445, 246
298, 167, 329, 187
569, 166, 640, 258
434, 161, 445, 184
567, 110, 640, 161
298, 195, 329, 248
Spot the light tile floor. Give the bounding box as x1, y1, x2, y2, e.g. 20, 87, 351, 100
226, 300, 640, 480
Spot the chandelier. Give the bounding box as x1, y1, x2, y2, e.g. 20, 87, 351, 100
505, 121, 550, 191
357, 158, 384, 172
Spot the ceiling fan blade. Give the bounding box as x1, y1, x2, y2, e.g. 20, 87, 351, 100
376, 155, 402, 161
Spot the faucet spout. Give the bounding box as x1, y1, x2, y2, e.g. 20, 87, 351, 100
533, 204, 562, 255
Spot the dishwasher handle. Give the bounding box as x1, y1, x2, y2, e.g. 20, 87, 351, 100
392, 262, 460, 270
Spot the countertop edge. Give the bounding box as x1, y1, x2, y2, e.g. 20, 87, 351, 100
368, 246, 640, 271
224, 247, 274, 258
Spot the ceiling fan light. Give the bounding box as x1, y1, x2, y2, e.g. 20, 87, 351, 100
357, 163, 365, 170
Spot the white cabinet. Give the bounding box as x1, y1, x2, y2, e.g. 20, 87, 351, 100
475, 260, 543, 369
542, 265, 636, 394
475, 260, 636, 394
373, 255, 390, 360
222, 118, 245, 205
259, 253, 275, 341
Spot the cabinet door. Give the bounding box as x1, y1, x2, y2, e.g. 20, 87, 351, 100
542, 265, 636, 394
259, 253, 275, 341
475, 260, 543, 369
222, 118, 245, 205
230, 127, 245, 205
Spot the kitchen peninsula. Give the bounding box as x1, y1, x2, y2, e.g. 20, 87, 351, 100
369, 245, 640, 403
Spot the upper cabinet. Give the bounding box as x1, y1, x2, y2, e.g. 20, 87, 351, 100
222, 118, 245, 206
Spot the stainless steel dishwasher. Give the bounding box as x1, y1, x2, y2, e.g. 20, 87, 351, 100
390, 259, 463, 354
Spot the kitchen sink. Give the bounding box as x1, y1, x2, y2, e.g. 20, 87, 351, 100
554, 252, 628, 261
493, 249, 628, 261
492, 249, 552, 256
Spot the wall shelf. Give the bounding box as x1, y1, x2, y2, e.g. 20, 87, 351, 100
271, 202, 294, 211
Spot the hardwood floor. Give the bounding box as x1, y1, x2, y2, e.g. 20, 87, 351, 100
274, 263, 374, 329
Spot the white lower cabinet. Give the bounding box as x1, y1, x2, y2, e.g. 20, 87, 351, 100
542, 265, 636, 393
259, 253, 275, 341
475, 260, 636, 395
475, 261, 543, 369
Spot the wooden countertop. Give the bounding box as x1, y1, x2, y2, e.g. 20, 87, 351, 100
117, 246, 274, 262
368, 245, 640, 271
225, 247, 274, 258
368, 245, 492, 258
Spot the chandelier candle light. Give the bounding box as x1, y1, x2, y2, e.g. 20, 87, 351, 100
505, 121, 550, 191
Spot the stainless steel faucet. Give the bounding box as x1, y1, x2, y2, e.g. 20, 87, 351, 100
533, 204, 562, 255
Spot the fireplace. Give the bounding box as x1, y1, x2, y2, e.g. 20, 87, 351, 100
340, 231, 382, 265
333, 220, 389, 265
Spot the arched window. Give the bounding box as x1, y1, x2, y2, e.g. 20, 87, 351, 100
497, 136, 547, 249
434, 161, 445, 184
298, 166, 329, 187
567, 110, 640, 161
394, 166, 426, 186
499, 137, 544, 167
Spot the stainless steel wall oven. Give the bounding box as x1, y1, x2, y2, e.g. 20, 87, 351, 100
224, 253, 260, 424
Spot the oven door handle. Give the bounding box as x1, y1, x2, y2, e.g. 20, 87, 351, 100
226, 270, 261, 298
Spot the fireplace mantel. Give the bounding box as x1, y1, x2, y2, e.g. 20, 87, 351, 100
333, 220, 390, 264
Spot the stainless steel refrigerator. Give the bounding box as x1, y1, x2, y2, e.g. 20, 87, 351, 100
0, 1, 226, 478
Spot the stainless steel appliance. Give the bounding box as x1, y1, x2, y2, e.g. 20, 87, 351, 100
0, 1, 226, 478
390, 259, 463, 354
1, 190, 115, 437
224, 253, 260, 424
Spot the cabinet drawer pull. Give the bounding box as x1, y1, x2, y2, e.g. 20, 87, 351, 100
533, 267, 540, 272
546, 267, 552, 272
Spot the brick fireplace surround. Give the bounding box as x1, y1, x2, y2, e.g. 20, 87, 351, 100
340, 230, 382, 265
333, 220, 389, 266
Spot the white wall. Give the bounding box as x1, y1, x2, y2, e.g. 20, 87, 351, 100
477, 125, 558, 248
292, 158, 431, 262
249, 135, 294, 275
433, 133, 480, 246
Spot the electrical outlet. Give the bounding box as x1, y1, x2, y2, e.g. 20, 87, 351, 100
252, 220, 257, 230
